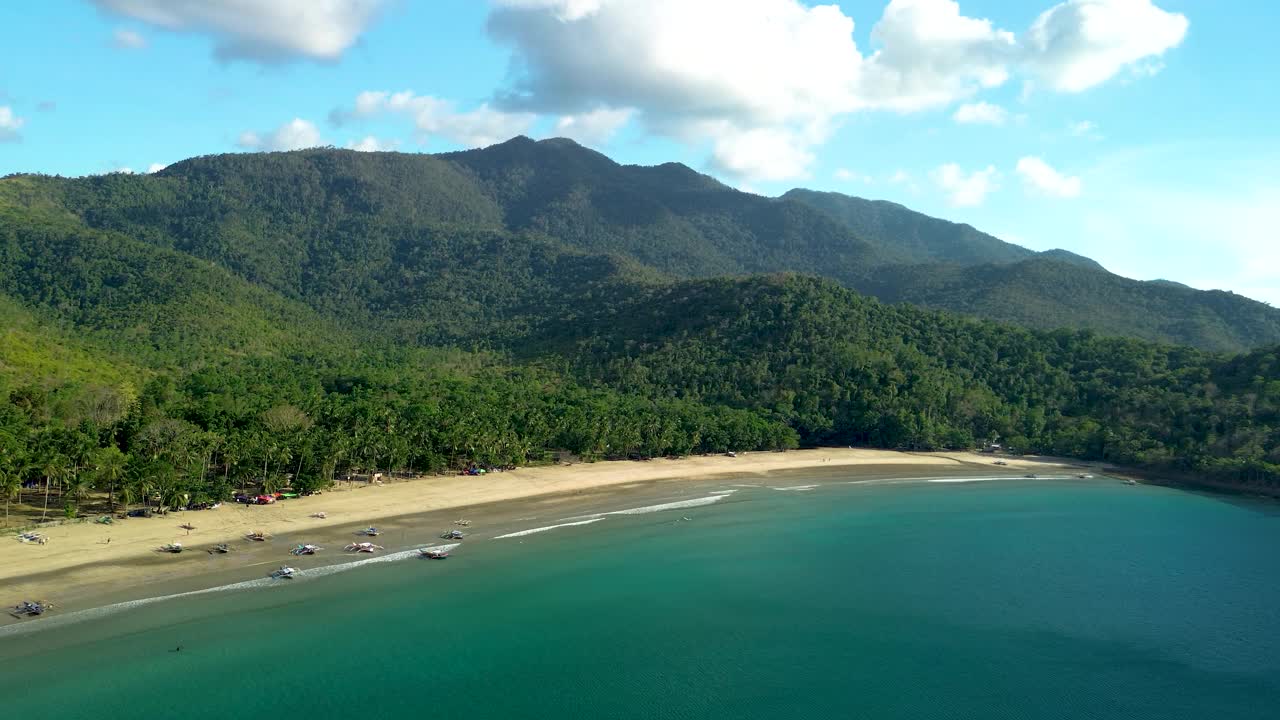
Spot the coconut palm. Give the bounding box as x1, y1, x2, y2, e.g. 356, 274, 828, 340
0, 467, 21, 527
92, 446, 128, 512
37, 452, 68, 522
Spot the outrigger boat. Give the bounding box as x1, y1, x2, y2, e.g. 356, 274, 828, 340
246, 530, 271, 542
208, 543, 230, 554
344, 542, 383, 553
9, 600, 52, 618
418, 547, 450, 559
158, 542, 184, 554
359, 526, 382, 537
291, 544, 322, 556
453, 519, 471, 527
440, 529, 464, 540
270, 566, 298, 580
311, 512, 328, 519
17, 532, 47, 545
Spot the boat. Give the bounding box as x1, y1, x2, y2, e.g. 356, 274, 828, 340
270, 566, 297, 580
159, 542, 183, 554
311, 512, 328, 519
291, 544, 322, 556
993, 460, 1008, 466
453, 519, 471, 527
17, 532, 48, 545
9, 600, 52, 618
95, 515, 113, 525
1077, 473, 1093, 479
440, 529, 464, 540
360, 526, 382, 537
1125, 479, 1137, 486
344, 542, 383, 553
1024, 474, 1038, 479
418, 548, 450, 559
208, 543, 230, 554
246, 530, 270, 542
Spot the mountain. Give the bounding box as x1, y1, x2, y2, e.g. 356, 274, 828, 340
0, 146, 1277, 504
15, 139, 1278, 351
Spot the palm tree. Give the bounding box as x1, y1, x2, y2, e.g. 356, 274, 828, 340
92, 446, 128, 512
64, 474, 93, 515
38, 452, 68, 522
0, 467, 21, 527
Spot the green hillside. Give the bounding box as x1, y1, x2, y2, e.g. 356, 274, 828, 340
0, 143, 1277, 527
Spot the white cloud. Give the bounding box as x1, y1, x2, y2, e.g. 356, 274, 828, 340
834, 168, 872, 183
238, 118, 323, 151
112, 28, 147, 49
345, 135, 399, 152
146, 162, 167, 173
88, 0, 387, 62
553, 106, 634, 145
1068, 119, 1100, 137
1016, 156, 1082, 198
333, 90, 536, 148
1023, 0, 1188, 92
0, 105, 24, 142
952, 101, 1008, 125
931, 162, 999, 206
485, 0, 1188, 181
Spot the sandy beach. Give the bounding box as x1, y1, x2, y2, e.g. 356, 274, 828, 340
2, 448, 1091, 614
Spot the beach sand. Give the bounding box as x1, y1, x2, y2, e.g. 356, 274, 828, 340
1, 448, 1090, 614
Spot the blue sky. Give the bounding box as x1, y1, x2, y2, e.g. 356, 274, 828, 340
2, 1, 1276, 305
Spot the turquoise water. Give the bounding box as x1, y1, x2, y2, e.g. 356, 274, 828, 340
3, 478, 1279, 719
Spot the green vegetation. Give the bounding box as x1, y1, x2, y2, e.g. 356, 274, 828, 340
0, 140, 1277, 526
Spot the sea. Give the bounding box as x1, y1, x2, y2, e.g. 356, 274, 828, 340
2, 474, 1278, 719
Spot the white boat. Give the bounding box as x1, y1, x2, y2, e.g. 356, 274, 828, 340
344, 542, 383, 553
418, 548, 450, 559
291, 544, 322, 556
271, 566, 297, 579
159, 542, 183, 554
360, 526, 382, 537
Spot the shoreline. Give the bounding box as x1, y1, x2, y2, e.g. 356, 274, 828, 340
2, 448, 1095, 621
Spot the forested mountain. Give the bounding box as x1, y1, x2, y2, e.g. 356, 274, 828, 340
0, 140, 1277, 525
12, 138, 1276, 350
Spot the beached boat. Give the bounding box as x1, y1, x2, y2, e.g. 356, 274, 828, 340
291, 544, 322, 556
95, 515, 113, 525
9, 600, 51, 618
1077, 473, 1094, 479
311, 512, 328, 519
418, 548, 450, 559
17, 532, 48, 545
208, 543, 230, 554
453, 519, 471, 527
344, 542, 383, 553
159, 542, 184, 554
993, 460, 1008, 466
440, 529, 464, 540
1125, 479, 1137, 485
360, 526, 382, 537
246, 530, 271, 542
270, 566, 297, 580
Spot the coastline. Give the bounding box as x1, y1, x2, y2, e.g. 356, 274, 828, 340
2, 448, 1092, 621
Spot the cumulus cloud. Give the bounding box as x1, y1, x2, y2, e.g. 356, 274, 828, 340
554, 107, 634, 145
484, 0, 1187, 181
238, 118, 323, 151
345, 135, 399, 152
952, 101, 1008, 125
112, 28, 147, 49
88, 0, 387, 62
931, 163, 999, 206
332, 90, 536, 148
146, 162, 167, 173
1023, 0, 1189, 92
1016, 156, 1082, 197
0, 105, 25, 142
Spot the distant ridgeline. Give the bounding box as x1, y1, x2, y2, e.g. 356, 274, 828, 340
0, 138, 1276, 513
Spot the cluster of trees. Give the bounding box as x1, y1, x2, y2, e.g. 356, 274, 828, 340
0, 358, 796, 524
531, 275, 1280, 488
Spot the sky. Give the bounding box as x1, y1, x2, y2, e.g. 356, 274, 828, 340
1, 0, 1276, 305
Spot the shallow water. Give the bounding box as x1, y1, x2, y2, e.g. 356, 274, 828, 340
2, 477, 1278, 719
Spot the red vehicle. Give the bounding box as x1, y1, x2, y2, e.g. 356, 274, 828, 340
255, 495, 276, 505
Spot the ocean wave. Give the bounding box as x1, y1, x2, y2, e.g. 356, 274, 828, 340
771, 485, 819, 491
603, 495, 725, 515
708, 489, 739, 495
493, 518, 606, 539
0, 543, 460, 638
